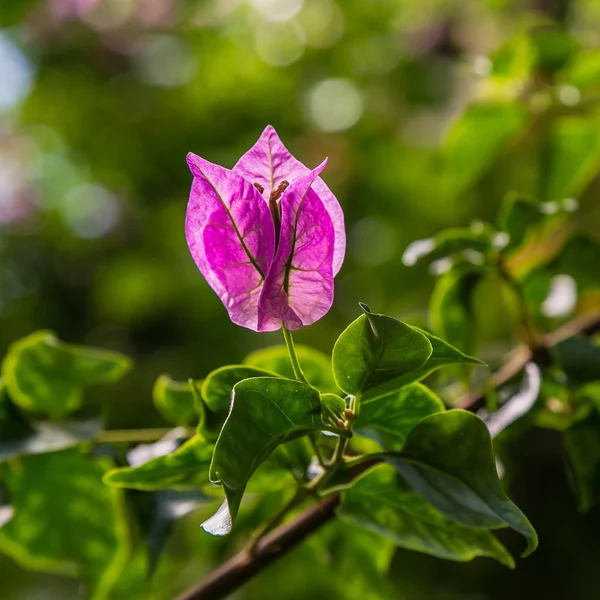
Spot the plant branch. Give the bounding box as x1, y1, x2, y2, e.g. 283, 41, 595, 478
96, 427, 195, 444
456, 308, 600, 410
174, 308, 600, 600
174, 495, 340, 600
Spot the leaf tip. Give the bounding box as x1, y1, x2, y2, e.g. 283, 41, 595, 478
201, 499, 233, 536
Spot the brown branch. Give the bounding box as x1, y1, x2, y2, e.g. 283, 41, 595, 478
174, 496, 339, 600
456, 308, 600, 410
175, 308, 600, 600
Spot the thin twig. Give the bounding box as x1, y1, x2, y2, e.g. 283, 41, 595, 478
96, 427, 195, 444
174, 308, 600, 600
174, 496, 340, 600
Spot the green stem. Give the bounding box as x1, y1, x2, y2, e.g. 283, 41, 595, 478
306, 434, 350, 492
282, 326, 310, 385
96, 427, 195, 444
309, 435, 326, 469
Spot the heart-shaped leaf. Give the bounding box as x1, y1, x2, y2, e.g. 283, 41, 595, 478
332, 305, 432, 397
362, 329, 484, 402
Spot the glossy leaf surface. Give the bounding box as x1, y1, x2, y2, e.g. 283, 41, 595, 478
357, 384, 445, 449
332, 305, 432, 397
244, 344, 339, 393
153, 375, 199, 426
339, 464, 515, 567
204, 377, 324, 534
104, 436, 214, 491
2, 331, 131, 418
390, 410, 537, 555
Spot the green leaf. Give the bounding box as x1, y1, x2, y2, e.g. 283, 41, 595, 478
362, 328, 485, 402
389, 410, 537, 555
320, 392, 346, 427
203, 377, 324, 535
552, 235, 600, 292
402, 226, 493, 267
555, 335, 600, 385
153, 375, 199, 426
541, 116, 600, 202
564, 409, 600, 512
339, 464, 515, 567
2, 331, 131, 418
103, 436, 213, 491
499, 192, 548, 254
332, 304, 432, 397
441, 102, 527, 198
244, 344, 339, 393
531, 29, 579, 75
563, 49, 600, 91
357, 384, 445, 450
310, 521, 396, 600
200, 365, 276, 440
429, 265, 483, 355
0, 449, 130, 600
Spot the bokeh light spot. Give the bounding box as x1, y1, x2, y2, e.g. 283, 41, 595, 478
250, 0, 304, 22
307, 78, 363, 132
135, 35, 197, 87
0, 33, 34, 113
60, 184, 120, 239
255, 23, 305, 66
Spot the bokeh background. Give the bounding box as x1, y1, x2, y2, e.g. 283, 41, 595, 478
2, 0, 600, 598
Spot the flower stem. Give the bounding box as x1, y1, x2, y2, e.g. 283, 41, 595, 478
282, 326, 310, 385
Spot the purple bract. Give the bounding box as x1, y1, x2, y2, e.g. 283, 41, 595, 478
185, 125, 345, 332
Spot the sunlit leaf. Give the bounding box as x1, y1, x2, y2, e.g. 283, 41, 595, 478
357, 384, 445, 449
103, 436, 213, 492
339, 464, 515, 567
244, 344, 339, 393
203, 377, 325, 535
441, 102, 527, 198
541, 116, 600, 202
153, 375, 199, 426
332, 304, 432, 397
563, 49, 600, 90
200, 365, 275, 440
0, 449, 130, 600
2, 331, 131, 418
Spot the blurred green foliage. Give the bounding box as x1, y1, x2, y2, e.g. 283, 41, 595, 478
2, 0, 600, 598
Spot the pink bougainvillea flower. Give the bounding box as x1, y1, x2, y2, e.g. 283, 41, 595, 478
185, 125, 345, 332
